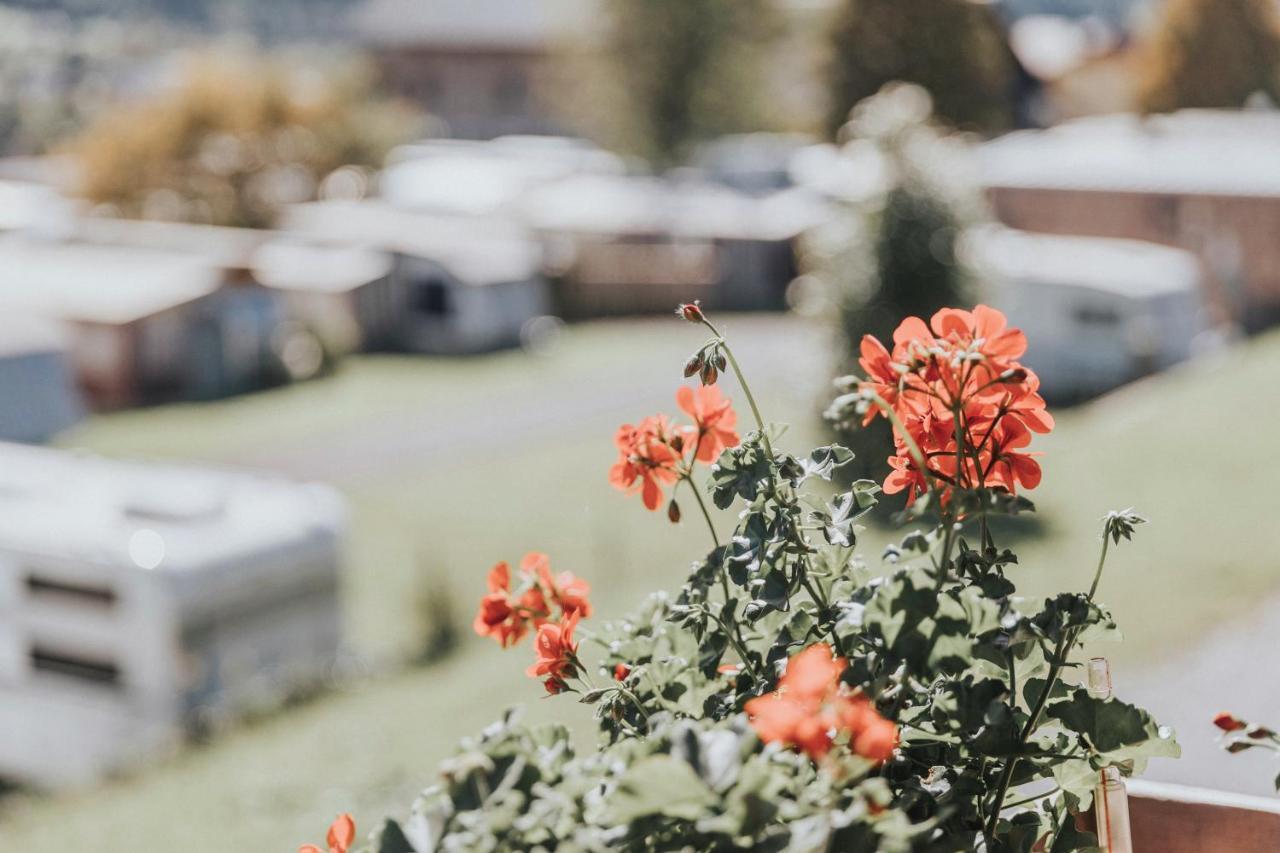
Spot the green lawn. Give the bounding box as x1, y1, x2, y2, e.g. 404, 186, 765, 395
3, 317, 1278, 850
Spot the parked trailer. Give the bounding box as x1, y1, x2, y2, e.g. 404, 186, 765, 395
965, 226, 1207, 402
0, 444, 345, 788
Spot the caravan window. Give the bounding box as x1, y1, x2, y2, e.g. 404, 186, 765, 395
1073, 305, 1122, 328
30, 645, 122, 688
413, 278, 453, 317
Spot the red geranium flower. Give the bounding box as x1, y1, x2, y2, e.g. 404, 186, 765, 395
474, 554, 581, 648
614, 663, 631, 681
472, 562, 529, 647
855, 305, 1052, 506
299, 813, 355, 853
745, 644, 898, 763
608, 415, 683, 510
1214, 712, 1247, 733
527, 610, 582, 693
676, 384, 741, 462
526, 551, 593, 619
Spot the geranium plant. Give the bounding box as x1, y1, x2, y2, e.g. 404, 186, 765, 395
306, 303, 1177, 852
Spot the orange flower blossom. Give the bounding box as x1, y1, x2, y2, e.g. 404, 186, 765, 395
857, 305, 1053, 505
744, 644, 898, 763
609, 387, 741, 510
472, 553, 591, 647
526, 609, 581, 694
677, 384, 741, 463
299, 813, 355, 853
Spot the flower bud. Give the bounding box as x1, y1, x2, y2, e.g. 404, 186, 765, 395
683, 352, 704, 378
613, 663, 631, 681
1214, 712, 1247, 732
676, 301, 705, 323
667, 499, 682, 523
999, 367, 1028, 384
700, 360, 719, 385
669, 433, 684, 452
713, 351, 727, 372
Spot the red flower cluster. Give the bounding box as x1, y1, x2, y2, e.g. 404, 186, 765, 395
858, 305, 1053, 505
744, 644, 898, 763
609, 385, 740, 510
299, 813, 355, 853
527, 610, 581, 694
472, 552, 592, 648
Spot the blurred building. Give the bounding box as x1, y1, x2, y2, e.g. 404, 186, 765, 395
0, 238, 283, 407
0, 443, 344, 788
279, 200, 551, 353
0, 317, 84, 443
352, 0, 594, 139
517, 173, 826, 317
980, 110, 1280, 331
968, 226, 1206, 402
249, 238, 399, 357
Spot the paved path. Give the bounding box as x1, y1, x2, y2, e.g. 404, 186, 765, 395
227, 317, 834, 488
1127, 600, 1280, 796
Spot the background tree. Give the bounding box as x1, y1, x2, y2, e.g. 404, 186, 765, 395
66, 50, 419, 228
824, 0, 1016, 137
803, 84, 982, 485
554, 0, 780, 168
1137, 0, 1280, 114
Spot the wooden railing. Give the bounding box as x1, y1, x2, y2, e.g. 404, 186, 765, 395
1128, 779, 1280, 852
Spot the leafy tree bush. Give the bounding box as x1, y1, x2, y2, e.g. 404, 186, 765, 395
805, 84, 981, 486
303, 302, 1176, 852
65, 50, 419, 227
824, 0, 1016, 136
554, 0, 780, 168
1136, 0, 1280, 113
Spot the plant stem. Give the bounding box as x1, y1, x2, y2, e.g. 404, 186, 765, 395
615, 685, 651, 725
682, 475, 721, 551
707, 609, 762, 679
986, 519, 1120, 841
701, 318, 770, 447
1086, 533, 1111, 603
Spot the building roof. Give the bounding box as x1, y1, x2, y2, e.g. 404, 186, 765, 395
0, 442, 343, 583
279, 200, 542, 285
352, 0, 597, 49
0, 314, 69, 357
250, 239, 394, 294
0, 238, 223, 324
517, 174, 830, 241
69, 217, 270, 270
964, 226, 1201, 299
381, 136, 626, 216
0, 180, 76, 234
980, 110, 1280, 197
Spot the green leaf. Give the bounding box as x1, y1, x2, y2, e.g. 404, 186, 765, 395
801, 444, 855, 481
375, 818, 418, 853
1047, 689, 1180, 771
604, 755, 717, 824
1051, 758, 1098, 812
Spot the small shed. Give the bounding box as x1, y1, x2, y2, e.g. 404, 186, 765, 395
250, 238, 398, 355
517, 174, 825, 317
0, 443, 345, 788
0, 238, 281, 408
965, 226, 1207, 402
280, 200, 551, 353
0, 317, 84, 443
